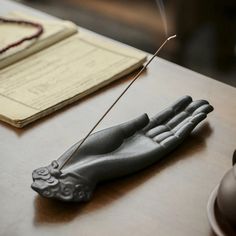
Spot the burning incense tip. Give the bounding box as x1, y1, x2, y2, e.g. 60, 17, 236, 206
167, 35, 177, 41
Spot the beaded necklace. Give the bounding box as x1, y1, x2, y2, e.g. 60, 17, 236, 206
0, 17, 43, 54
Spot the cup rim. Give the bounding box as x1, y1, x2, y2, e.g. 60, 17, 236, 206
207, 184, 236, 236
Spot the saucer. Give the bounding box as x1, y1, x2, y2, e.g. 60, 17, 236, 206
207, 185, 236, 236
207, 185, 225, 236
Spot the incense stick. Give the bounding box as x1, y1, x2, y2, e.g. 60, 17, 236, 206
59, 35, 177, 170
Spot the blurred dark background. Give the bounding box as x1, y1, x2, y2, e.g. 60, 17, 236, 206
17, 0, 236, 87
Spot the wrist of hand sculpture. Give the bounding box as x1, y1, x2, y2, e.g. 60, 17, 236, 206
31, 95, 213, 202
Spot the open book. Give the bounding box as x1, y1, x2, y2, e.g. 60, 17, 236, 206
0, 13, 147, 128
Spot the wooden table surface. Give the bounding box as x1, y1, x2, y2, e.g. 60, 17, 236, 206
1, 1, 236, 236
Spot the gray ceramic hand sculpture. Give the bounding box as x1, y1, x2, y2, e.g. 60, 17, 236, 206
32, 96, 213, 202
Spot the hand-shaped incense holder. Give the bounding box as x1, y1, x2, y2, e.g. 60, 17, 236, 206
32, 96, 213, 202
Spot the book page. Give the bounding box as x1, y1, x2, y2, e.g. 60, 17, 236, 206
0, 12, 78, 69
0, 34, 146, 127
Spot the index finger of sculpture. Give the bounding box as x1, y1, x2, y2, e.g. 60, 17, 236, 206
184, 100, 209, 113
171, 95, 193, 113
192, 104, 214, 116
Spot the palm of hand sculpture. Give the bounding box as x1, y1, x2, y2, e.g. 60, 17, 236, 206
32, 96, 213, 202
